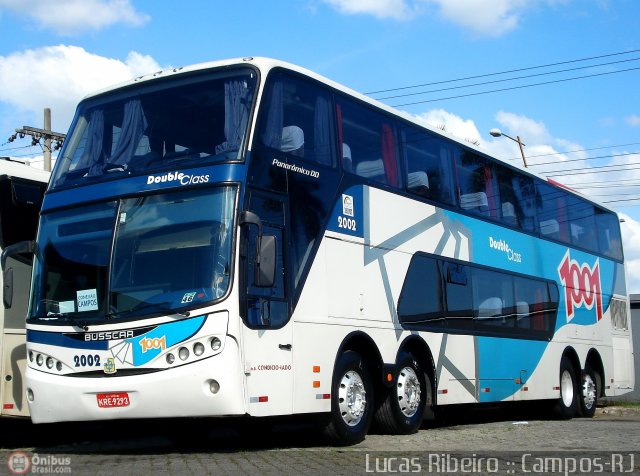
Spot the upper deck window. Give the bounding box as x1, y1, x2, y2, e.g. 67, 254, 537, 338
50, 68, 257, 190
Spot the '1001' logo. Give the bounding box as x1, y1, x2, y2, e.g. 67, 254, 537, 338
558, 251, 602, 322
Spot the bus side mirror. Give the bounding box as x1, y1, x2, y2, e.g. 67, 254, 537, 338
3, 267, 13, 309
239, 211, 277, 288
256, 235, 276, 288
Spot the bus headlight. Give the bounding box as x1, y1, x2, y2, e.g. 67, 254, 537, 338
166, 353, 175, 364
46, 357, 54, 369
36, 354, 43, 366
178, 347, 189, 361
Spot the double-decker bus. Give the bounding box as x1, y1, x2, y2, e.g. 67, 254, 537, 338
8, 57, 633, 445
0, 158, 49, 417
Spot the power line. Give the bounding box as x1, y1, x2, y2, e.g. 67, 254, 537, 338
366, 48, 640, 95
377, 56, 640, 101
392, 66, 640, 107
528, 151, 639, 167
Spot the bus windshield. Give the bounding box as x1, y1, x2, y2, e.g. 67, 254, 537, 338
49, 68, 257, 190
29, 186, 236, 322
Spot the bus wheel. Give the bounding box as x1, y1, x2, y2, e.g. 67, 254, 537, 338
320, 350, 373, 446
578, 364, 599, 418
553, 357, 578, 419
375, 352, 428, 434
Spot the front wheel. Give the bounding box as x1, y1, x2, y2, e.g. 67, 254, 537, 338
374, 352, 430, 434
578, 364, 599, 418
553, 356, 578, 419
319, 350, 374, 446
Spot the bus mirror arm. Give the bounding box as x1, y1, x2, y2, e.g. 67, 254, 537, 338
1, 240, 35, 310
1, 240, 36, 271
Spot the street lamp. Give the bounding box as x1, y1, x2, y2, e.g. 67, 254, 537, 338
490, 128, 527, 168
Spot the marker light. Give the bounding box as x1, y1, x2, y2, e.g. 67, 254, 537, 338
210, 337, 222, 351
193, 342, 205, 356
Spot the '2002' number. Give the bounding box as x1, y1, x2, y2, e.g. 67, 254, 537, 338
338, 216, 357, 231
74, 354, 101, 367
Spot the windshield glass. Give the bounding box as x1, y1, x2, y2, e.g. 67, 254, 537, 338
29, 186, 236, 322
50, 68, 256, 190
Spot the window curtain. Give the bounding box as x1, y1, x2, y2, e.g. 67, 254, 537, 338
260, 81, 283, 150
77, 110, 104, 172
109, 100, 148, 166
313, 95, 331, 166
381, 124, 398, 186
215, 80, 251, 155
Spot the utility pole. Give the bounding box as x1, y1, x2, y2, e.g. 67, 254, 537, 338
6, 108, 66, 172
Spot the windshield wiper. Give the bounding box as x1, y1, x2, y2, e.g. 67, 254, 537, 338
106, 301, 190, 320
43, 313, 90, 331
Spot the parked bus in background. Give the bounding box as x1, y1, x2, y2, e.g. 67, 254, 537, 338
6, 58, 633, 444
0, 158, 48, 417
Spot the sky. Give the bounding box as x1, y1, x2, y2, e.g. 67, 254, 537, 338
0, 0, 639, 292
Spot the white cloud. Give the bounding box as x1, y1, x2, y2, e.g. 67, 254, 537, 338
321, 0, 423, 20
412, 108, 482, 143
321, 0, 568, 36
0, 0, 149, 34
626, 115, 640, 127
0, 45, 161, 131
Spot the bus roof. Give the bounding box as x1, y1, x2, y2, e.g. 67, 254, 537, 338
80, 56, 615, 214
0, 157, 50, 183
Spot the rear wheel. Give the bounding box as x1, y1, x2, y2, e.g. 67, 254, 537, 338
578, 364, 599, 418
319, 351, 373, 446
553, 357, 578, 419
374, 352, 429, 434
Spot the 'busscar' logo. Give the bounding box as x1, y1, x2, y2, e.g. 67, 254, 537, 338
558, 250, 602, 322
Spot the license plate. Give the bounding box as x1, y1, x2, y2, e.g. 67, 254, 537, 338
96, 392, 130, 408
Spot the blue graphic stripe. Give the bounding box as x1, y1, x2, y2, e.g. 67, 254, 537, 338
27, 330, 108, 350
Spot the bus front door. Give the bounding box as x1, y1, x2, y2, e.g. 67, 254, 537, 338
241, 193, 293, 417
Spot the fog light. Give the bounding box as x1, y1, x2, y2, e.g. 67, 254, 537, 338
36, 354, 43, 366
193, 342, 205, 356
56, 361, 62, 372
27, 388, 34, 402
210, 337, 221, 351
209, 380, 220, 394
166, 353, 175, 364
46, 357, 54, 369
178, 347, 189, 361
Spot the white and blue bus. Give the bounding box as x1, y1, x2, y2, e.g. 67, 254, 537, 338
7, 57, 633, 445
0, 158, 49, 417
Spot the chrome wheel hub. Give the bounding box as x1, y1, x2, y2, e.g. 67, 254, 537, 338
397, 366, 421, 417
338, 370, 367, 426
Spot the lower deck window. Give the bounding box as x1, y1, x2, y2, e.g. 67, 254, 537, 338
397, 253, 559, 340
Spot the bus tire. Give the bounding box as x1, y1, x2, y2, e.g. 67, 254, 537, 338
578, 363, 599, 418
374, 352, 428, 435
553, 356, 578, 419
320, 350, 373, 446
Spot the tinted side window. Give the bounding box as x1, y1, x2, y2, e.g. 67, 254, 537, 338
400, 126, 456, 205
536, 182, 570, 242
595, 208, 623, 261
496, 166, 537, 232
456, 152, 499, 219
257, 72, 335, 166
338, 98, 400, 187
566, 196, 597, 251
397, 255, 444, 324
